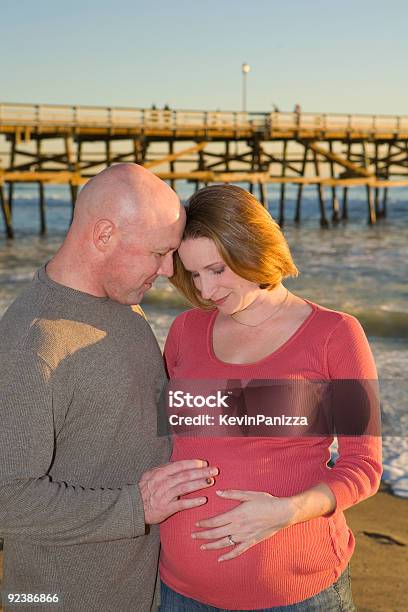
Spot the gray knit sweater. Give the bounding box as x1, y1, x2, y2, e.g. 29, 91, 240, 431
0, 267, 170, 611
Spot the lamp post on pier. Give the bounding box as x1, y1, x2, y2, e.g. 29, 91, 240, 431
242, 62, 250, 112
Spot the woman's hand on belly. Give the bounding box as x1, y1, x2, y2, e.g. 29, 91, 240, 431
191, 489, 297, 562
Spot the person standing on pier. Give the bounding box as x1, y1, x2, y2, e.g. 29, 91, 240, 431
0, 164, 217, 612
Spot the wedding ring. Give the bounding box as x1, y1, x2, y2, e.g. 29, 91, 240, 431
227, 535, 236, 546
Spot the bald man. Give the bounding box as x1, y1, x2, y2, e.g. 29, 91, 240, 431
0, 165, 216, 611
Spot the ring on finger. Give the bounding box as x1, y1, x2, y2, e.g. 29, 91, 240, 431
227, 535, 236, 546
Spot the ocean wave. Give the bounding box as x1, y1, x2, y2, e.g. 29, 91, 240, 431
143, 290, 408, 338
142, 288, 189, 309
0, 271, 36, 282
350, 309, 408, 338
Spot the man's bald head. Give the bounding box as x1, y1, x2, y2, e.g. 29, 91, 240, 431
47, 163, 186, 304
71, 163, 180, 234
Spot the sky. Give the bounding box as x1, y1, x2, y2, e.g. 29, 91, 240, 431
1, 0, 407, 115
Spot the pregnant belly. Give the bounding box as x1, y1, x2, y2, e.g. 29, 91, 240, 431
160, 485, 272, 606
159, 439, 347, 608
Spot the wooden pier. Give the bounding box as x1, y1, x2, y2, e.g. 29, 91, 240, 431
1, 102, 408, 236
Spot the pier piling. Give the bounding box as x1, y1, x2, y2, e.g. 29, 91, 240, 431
279, 141, 288, 226
366, 185, 377, 225
38, 182, 47, 235
342, 188, 349, 220
0, 186, 13, 238
381, 188, 389, 218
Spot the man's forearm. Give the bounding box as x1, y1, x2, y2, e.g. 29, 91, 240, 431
0, 476, 145, 545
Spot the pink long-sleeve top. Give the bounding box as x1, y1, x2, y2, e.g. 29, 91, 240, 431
159, 301, 382, 609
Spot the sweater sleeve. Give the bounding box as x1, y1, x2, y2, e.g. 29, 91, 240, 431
163, 312, 188, 378
0, 350, 145, 546
320, 315, 382, 512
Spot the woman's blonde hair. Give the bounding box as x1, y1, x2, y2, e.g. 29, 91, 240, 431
172, 184, 298, 308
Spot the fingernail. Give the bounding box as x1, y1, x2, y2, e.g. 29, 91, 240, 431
218, 558, 224, 563
200, 545, 206, 550
196, 522, 201, 527
210, 468, 219, 476
216, 490, 224, 495
191, 533, 196, 539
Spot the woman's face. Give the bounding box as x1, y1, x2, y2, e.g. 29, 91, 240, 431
178, 237, 263, 314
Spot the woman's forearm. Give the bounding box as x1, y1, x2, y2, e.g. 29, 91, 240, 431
288, 482, 337, 526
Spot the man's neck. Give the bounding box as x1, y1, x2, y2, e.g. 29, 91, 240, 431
46, 250, 106, 297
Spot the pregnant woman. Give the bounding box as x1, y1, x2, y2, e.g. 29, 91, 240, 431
159, 184, 381, 611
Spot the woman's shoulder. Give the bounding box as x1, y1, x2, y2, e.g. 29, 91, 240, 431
306, 302, 375, 378
307, 299, 374, 364
306, 300, 364, 336
168, 307, 215, 336
165, 308, 215, 366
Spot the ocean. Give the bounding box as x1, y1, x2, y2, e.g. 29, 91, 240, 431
0, 182, 407, 496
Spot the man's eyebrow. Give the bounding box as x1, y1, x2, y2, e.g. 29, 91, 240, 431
154, 246, 177, 252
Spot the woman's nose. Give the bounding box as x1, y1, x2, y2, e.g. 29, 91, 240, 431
199, 277, 216, 300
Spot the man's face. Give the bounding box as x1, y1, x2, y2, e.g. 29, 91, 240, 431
102, 209, 185, 305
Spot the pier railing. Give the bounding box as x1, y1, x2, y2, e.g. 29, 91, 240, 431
1, 101, 408, 236
1, 102, 408, 135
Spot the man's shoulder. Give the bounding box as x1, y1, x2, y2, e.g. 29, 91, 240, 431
0, 278, 49, 349
0, 346, 51, 376
130, 304, 147, 319
1, 280, 103, 368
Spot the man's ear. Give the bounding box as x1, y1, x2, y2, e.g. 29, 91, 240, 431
93, 219, 115, 252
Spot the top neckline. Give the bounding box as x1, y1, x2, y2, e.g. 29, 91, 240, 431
37, 265, 110, 306
206, 299, 318, 367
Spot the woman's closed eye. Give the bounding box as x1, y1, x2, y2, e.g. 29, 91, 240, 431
191, 267, 225, 279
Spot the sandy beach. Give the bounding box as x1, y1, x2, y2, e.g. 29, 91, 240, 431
0, 487, 406, 612
344, 487, 407, 611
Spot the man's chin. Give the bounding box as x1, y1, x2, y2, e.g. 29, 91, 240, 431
132, 284, 152, 304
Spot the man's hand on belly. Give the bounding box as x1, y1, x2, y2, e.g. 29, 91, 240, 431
139, 459, 219, 524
